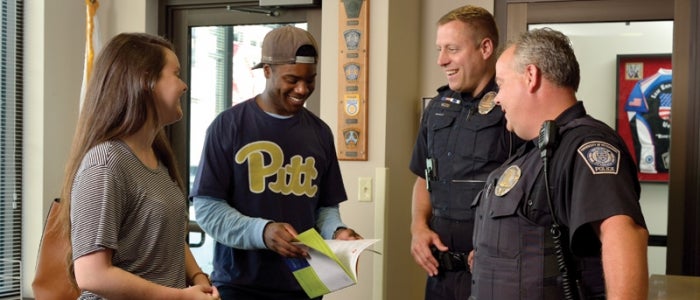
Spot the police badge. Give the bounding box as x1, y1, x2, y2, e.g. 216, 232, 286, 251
494, 165, 521, 196
478, 91, 497, 115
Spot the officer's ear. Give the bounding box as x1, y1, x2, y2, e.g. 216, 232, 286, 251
524, 64, 541, 93
480, 38, 495, 60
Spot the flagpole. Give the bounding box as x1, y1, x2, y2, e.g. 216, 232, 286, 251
80, 0, 100, 108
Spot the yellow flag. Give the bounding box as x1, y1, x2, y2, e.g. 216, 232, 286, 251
80, 0, 100, 108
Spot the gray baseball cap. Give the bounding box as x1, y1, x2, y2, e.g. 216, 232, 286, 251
252, 26, 318, 69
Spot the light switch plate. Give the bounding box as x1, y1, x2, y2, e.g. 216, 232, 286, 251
358, 177, 372, 202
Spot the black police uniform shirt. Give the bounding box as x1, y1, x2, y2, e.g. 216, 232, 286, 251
409, 80, 519, 253
470, 101, 647, 300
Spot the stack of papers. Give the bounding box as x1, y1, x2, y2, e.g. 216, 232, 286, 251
284, 228, 380, 298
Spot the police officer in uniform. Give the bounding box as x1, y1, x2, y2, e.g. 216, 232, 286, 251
469, 28, 649, 300
409, 5, 521, 300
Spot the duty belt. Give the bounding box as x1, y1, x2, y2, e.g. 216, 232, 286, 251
432, 248, 469, 272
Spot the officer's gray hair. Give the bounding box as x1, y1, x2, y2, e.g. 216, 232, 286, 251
512, 28, 580, 91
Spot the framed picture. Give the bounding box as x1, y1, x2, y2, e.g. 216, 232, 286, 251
419, 97, 431, 123
422, 97, 431, 110
615, 54, 672, 182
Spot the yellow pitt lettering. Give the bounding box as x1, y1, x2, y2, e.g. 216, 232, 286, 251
235, 141, 318, 197
269, 155, 318, 196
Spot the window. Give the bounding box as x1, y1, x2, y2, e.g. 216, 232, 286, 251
0, 0, 23, 297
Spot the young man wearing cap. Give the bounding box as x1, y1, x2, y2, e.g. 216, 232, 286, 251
190, 26, 361, 300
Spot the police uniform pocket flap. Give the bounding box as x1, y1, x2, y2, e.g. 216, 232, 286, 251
489, 188, 522, 218
430, 114, 456, 130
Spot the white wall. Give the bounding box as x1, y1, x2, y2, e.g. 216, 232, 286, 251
320, 1, 385, 298
322, 0, 425, 299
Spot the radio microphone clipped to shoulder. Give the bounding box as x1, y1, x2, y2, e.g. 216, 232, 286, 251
538, 120, 559, 159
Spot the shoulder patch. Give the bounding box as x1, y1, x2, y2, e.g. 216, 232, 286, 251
577, 141, 621, 175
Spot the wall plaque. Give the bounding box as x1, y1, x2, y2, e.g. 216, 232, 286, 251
337, 0, 368, 160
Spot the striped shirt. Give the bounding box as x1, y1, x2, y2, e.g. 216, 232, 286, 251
71, 140, 188, 298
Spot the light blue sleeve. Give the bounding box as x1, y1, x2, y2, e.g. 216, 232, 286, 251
316, 205, 347, 239
193, 196, 271, 249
